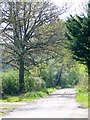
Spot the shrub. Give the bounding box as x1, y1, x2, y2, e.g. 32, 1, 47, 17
25, 76, 46, 92
40, 68, 56, 87
1, 69, 46, 95
2, 69, 19, 95
46, 88, 56, 94
76, 79, 88, 93
55, 86, 62, 89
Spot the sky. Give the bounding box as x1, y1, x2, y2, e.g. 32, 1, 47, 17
51, 0, 89, 19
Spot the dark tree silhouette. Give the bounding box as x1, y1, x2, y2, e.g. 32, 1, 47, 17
66, 2, 90, 87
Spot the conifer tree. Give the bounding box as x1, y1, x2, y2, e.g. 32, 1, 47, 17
66, 1, 90, 86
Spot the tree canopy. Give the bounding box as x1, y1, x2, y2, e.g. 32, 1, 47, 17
0, 0, 67, 93
66, 1, 90, 86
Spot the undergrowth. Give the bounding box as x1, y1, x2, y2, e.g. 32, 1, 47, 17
0, 88, 56, 102
75, 86, 90, 108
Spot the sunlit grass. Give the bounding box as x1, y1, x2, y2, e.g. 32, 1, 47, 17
0, 88, 57, 115
76, 92, 90, 108
0, 88, 56, 102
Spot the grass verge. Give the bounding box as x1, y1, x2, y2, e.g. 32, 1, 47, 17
76, 92, 88, 107
0, 88, 56, 115
76, 92, 90, 108
0, 88, 56, 102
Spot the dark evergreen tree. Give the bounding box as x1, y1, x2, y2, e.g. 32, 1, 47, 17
66, 2, 90, 86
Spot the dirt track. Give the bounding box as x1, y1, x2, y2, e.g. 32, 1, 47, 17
1, 88, 88, 118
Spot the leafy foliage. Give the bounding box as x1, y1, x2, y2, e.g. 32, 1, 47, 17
0, 0, 66, 93
2, 69, 45, 95
1, 88, 56, 102
2, 69, 19, 95
66, 15, 90, 64
66, 2, 90, 87
75, 64, 89, 108
25, 76, 46, 92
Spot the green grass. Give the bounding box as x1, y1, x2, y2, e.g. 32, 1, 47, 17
0, 88, 56, 115
0, 88, 57, 115
55, 86, 62, 89
21, 91, 48, 102
76, 92, 90, 108
0, 88, 56, 102
75, 85, 90, 108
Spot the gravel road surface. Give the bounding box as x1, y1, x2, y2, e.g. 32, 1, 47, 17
1, 88, 88, 118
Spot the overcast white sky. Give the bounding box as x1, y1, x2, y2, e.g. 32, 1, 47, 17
51, 0, 89, 19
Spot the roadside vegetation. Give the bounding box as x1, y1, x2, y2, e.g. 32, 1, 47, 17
76, 92, 88, 108
0, 62, 78, 102
75, 65, 89, 108
65, 2, 90, 108
0, 0, 90, 115
0, 88, 56, 102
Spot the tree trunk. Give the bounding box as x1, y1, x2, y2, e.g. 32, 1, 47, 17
19, 59, 25, 94
87, 61, 90, 91
56, 67, 63, 86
